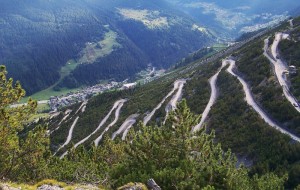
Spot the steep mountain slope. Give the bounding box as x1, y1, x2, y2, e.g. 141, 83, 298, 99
279, 17, 300, 101
0, 0, 214, 95
40, 17, 300, 188
165, 0, 300, 39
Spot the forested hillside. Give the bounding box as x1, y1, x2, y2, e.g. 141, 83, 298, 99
34, 17, 300, 188
0, 0, 214, 95
0, 68, 288, 189
1, 0, 300, 188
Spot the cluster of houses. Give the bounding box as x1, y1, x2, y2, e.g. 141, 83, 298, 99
49, 81, 120, 111
48, 67, 164, 112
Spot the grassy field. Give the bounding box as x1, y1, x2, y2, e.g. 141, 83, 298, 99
21, 87, 82, 103
201, 44, 228, 59
117, 8, 169, 29
21, 59, 82, 103
60, 59, 79, 78
36, 103, 50, 112
212, 43, 228, 50
78, 27, 121, 64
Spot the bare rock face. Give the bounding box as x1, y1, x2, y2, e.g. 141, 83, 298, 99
0, 184, 20, 190
147, 179, 161, 190
37, 185, 101, 190
117, 182, 148, 190
74, 184, 100, 190
37, 185, 64, 190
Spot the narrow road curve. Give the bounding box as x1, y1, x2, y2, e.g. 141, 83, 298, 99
164, 79, 186, 123
112, 114, 139, 140
50, 112, 60, 119
165, 79, 187, 113
143, 79, 185, 125
122, 123, 136, 140
54, 116, 80, 155
75, 100, 88, 114
60, 99, 126, 158
50, 109, 72, 134
226, 59, 300, 142
94, 99, 127, 146
58, 109, 72, 125
264, 34, 300, 112
192, 61, 228, 132
81, 105, 87, 113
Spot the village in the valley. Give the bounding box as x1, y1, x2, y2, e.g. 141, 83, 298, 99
48, 66, 165, 112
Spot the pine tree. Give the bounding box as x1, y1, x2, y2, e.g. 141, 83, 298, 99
0, 65, 49, 181
111, 100, 287, 189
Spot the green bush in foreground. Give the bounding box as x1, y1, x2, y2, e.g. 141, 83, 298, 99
0, 65, 49, 181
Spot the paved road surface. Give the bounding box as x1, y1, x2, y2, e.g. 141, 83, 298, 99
192, 61, 227, 132
50, 109, 72, 134
226, 59, 300, 142
143, 79, 185, 125
94, 100, 127, 146
54, 116, 80, 155
264, 34, 300, 112
75, 100, 88, 114
112, 114, 139, 140
164, 79, 186, 122
60, 99, 127, 158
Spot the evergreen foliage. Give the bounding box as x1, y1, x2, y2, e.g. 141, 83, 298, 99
0, 65, 49, 180
46, 101, 287, 189
236, 38, 300, 135
279, 28, 300, 100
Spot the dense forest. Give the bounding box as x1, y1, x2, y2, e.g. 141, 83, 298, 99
0, 0, 214, 95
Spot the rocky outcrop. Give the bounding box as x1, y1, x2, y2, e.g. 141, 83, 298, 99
0, 184, 20, 190
117, 182, 147, 190
37, 184, 100, 190
37, 185, 64, 190
0, 183, 101, 190
147, 179, 161, 190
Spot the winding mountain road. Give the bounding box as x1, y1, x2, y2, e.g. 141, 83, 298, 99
75, 100, 88, 114
143, 79, 185, 125
225, 59, 300, 142
60, 99, 127, 158
165, 79, 186, 113
58, 109, 72, 125
112, 114, 139, 140
164, 79, 186, 122
81, 105, 87, 113
50, 109, 72, 134
264, 34, 300, 112
193, 61, 227, 132
94, 99, 127, 146
54, 116, 79, 155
